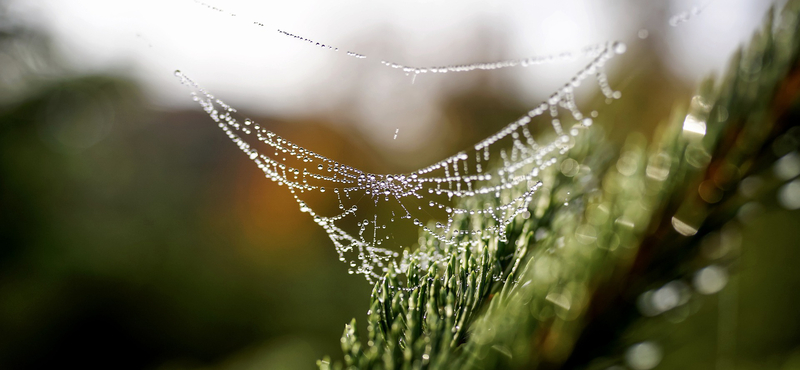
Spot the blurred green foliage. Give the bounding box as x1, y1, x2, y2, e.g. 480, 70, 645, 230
0, 4, 372, 369
323, 2, 800, 369
0, 1, 799, 370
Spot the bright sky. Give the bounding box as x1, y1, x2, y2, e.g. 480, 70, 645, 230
10, 0, 776, 152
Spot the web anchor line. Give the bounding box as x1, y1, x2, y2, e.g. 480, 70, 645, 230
176, 26, 626, 286
669, 0, 715, 27
193, 0, 623, 75
275, 27, 623, 76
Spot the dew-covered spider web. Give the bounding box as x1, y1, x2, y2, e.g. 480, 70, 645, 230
178, 3, 627, 288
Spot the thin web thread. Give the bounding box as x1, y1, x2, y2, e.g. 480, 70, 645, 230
193, 0, 624, 76
183, 0, 627, 288
669, 0, 715, 27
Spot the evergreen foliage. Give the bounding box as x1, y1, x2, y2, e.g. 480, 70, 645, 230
320, 2, 800, 369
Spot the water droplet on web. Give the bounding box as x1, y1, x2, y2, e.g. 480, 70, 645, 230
175, 32, 627, 284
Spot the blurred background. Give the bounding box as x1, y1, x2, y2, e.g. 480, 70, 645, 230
1, 0, 798, 369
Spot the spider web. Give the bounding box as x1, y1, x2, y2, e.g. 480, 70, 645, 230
179, 2, 627, 287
